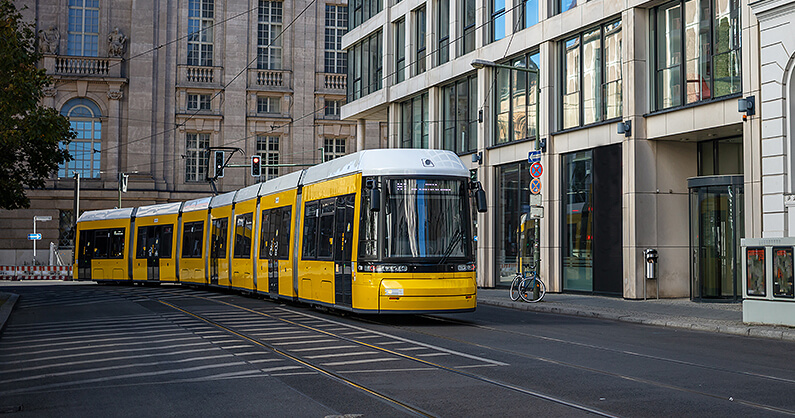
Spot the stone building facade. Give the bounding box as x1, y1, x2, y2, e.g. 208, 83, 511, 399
2, 0, 385, 265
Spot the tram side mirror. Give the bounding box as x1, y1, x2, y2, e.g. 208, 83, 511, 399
366, 180, 381, 212
474, 182, 487, 213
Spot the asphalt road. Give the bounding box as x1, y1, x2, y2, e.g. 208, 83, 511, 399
1, 282, 794, 417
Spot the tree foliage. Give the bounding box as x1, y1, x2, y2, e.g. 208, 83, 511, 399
0, 0, 73, 210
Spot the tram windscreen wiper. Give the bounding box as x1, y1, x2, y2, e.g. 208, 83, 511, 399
438, 229, 462, 265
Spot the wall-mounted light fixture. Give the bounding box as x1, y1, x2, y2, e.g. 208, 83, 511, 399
471, 151, 483, 165
738, 96, 755, 120
617, 120, 631, 137
538, 137, 547, 153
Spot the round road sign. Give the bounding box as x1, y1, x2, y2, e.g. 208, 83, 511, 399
529, 178, 542, 195
530, 162, 543, 178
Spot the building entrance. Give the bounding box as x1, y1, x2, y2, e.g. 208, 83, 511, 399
688, 176, 744, 301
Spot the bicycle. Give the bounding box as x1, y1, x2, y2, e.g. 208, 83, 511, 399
509, 270, 546, 303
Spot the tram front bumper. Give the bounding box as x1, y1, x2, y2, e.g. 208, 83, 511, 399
378, 278, 477, 313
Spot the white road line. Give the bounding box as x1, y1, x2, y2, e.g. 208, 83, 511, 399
246, 359, 284, 364
416, 353, 451, 357
321, 358, 402, 367
1, 336, 200, 358
0, 341, 214, 366
289, 345, 358, 352
0, 348, 224, 374
0, 330, 195, 351
338, 367, 436, 374
220, 345, 254, 350
271, 339, 338, 346
275, 307, 509, 366
305, 352, 379, 359
0, 362, 250, 396
0, 327, 191, 347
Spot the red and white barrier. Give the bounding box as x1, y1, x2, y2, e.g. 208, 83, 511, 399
0, 265, 73, 281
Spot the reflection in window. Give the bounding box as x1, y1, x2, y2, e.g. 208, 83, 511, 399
346, 30, 383, 101
414, 6, 427, 75
67, 0, 99, 56
494, 52, 540, 145
395, 19, 406, 83
490, 0, 507, 42
400, 93, 429, 148
437, 0, 449, 66
496, 162, 532, 285
560, 21, 623, 130
442, 75, 478, 153
563, 151, 593, 292
459, 0, 476, 56
653, 0, 740, 110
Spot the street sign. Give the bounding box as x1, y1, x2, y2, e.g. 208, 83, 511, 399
529, 178, 542, 195
528, 151, 541, 163
28, 233, 42, 240
34, 216, 52, 222
530, 206, 544, 219
529, 194, 542, 206
530, 162, 543, 178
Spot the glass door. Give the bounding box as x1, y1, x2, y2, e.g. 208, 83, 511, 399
688, 176, 744, 301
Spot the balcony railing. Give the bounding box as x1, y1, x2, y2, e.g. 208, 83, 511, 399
321, 73, 347, 91
248, 69, 291, 90
42, 55, 123, 78
177, 65, 224, 86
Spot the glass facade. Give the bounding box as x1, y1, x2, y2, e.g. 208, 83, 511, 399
437, 0, 450, 66
496, 161, 532, 286
562, 151, 593, 291
442, 75, 478, 153
653, 0, 741, 110
561, 21, 623, 130
414, 6, 427, 75
347, 30, 383, 101
400, 93, 429, 148
459, 0, 476, 56
494, 52, 540, 145
395, 19, 405, 83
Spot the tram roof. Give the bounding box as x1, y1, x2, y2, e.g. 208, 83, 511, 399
135, 202, 183, 218
259, 170, 303, 197
182, 196, 212, 213
77, 207, 135, 223
210, 190, 236, 208
301, 149, 470, 186
233, 183, 261, 203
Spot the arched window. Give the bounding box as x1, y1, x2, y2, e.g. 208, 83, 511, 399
59, 98, 102, 178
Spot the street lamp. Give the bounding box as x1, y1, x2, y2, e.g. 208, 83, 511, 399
470, 59, 542, 150
33, 215, 52, 265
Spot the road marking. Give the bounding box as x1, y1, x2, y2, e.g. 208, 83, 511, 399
290, 345, 358, 352
321, 358, 402, 367
305, 352, 380, 359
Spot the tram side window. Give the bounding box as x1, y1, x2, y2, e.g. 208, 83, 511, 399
110, 229, 125, 258
260, 209, 273, 259
335, 194, 356, 261
182, 221, 204, 258
359, 187, 378, 259
93, 229, 111, 259
161, 225, 173, 258
318, 198, 336, 259
211, 217, 229, 259
279, 207, 292, 259
136, 227, 148, 258
79, 230, 94, 260
234, 213, 254, 258
302, 202, 319, 259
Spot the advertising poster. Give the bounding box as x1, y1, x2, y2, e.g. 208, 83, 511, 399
773, 247, 794, 298
746, 247, 766, 297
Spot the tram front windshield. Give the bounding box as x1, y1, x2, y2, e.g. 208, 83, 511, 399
385, 178, 469, 260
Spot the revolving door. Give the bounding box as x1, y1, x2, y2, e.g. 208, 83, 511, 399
688, 176, 744, 301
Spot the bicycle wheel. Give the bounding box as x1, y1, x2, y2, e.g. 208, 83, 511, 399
509, 275, 522, 301
519, 276, 546, 303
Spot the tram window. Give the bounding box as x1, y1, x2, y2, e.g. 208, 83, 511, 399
110, 229, 125, 259
359, 186, 378, 259
318, 198, 336, 259
302, 202, 319, 259
136, 227, 148, 258
79, 230, 94, 260
94, 229, 110, 259
335, 194, 356, 261
161, 225, 173, 258
259, 209, 273, 259
279, 207, 292, 260
234, 213, 253, 258
211, 217, 228, 258
181, 221, 204, 258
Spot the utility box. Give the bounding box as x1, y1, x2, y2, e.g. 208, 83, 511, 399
741, 237, 795, 327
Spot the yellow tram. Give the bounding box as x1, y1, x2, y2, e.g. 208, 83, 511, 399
75, 149, 487, 314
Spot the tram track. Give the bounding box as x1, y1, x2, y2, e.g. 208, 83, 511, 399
148, 289, 621, 418
358, 314, 795, 416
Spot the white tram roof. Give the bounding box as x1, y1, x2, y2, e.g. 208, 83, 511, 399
259, 170, 303, 197
233, 183, 262, 203
210, 190, 236, 208
135, 202, 183, 218
300, 149, 469, 186
77, 207, 134, 223
182, 196, 212, 213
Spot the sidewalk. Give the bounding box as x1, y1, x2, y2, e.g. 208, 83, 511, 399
477, 288, 795, 342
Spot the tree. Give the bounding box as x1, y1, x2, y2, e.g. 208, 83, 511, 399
0, 0, 73, 210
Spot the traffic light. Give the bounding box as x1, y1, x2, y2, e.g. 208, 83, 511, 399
214, 150, 225, 178
251, 155, 261, 177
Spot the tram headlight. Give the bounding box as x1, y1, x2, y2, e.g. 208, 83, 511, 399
383, 288, 404, 296
457, 263, 476, 272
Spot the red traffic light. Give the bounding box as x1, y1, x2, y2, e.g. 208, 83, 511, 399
251, 155, 262, 177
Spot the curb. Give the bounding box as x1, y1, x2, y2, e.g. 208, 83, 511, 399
0, 293, 19, 333
477, 297, 795, 342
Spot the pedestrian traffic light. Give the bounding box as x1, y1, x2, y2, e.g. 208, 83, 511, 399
214, 150, 225, 178
251, 155, 261, 177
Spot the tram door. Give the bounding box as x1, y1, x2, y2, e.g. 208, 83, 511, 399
334, 194, 356, 307
210, 218, 228, 285
77, 230, 93, 280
